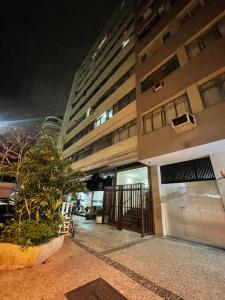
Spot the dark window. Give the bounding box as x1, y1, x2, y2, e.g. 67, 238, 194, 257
179, 1, 203, 27
199, 73, 225, 107
162, 31, 171, 43
141, 55, 180, 92
186, 17, 225, 59
138, 12, 161, 40
161, 157, 215, 184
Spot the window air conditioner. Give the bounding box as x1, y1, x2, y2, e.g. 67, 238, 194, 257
153, 81, 164, 92
172, 113, 196, 134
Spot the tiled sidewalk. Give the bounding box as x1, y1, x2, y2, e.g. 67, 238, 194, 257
72, 216, 225, 300
0, 238, 160, 300
1, 216, 225, 300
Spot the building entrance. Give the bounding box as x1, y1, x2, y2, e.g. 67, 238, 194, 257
103, 183, 153, 235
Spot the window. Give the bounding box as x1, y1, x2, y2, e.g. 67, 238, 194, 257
67, 120, 137, 161
140, 52, 148, 63
162, 31, 171, 43
199, 73, 225, 107
95, 109, 113, 128
138, 12, 161, 40
143, 7, 152, 20
179, 1, 204, 27
119, 127, 129, 141
143, 94, 190, 134
186, 16, 225, 59
122, 38, 130, 48
141, 55, 180, 92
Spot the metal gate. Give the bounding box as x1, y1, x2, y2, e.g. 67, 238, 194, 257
103, 183, 153, 235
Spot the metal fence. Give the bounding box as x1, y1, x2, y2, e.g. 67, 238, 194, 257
103, 183, 153, 236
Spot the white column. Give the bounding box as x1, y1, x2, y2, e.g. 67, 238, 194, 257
149, 165, 163, 235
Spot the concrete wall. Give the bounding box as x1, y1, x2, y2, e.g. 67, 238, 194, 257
0, 235, 64, 270
139, 100, 225, 161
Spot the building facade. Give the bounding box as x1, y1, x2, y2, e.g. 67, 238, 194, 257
58, 0, 145, 190
42, 116, 63, 144
135, 0, 225, 246
59, 0, 225, 248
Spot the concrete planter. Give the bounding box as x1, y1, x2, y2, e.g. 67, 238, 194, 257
0, 235, 64, 270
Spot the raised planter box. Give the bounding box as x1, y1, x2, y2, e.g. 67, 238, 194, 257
0, 235, 64, 270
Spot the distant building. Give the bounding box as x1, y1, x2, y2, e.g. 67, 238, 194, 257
42, 116, 63, 144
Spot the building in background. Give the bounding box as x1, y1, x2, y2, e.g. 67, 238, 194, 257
42, 115, 63, 144
59, 0, 225, 248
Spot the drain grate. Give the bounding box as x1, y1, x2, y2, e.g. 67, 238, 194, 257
65, 277, 127, 300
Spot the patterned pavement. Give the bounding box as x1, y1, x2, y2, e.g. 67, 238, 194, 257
73, 216, 225, 300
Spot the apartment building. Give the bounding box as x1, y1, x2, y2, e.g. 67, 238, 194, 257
135, 0, 225, 247
58, 0, 149, 192
59, 0, 225, 247
42, 115, 63, 144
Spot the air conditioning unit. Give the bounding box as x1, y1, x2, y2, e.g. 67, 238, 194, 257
153, 81, 164, 92
172, 113, 196, 134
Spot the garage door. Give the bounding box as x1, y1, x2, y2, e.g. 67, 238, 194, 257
161, 157, 225, 248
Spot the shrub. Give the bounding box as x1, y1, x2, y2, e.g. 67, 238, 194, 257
0, 136, 86, 247
0, 220, 61, 247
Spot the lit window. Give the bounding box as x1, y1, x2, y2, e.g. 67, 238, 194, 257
86, 107, 91, 117
92, 52, 97, 60
122, 38, 130, 48
98, 35, 107, 50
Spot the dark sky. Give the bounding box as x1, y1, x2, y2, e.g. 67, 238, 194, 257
0, 0, 121, 123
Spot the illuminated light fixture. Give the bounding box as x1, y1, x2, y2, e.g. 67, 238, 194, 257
98, 35, 107, 50
122, 38, 130, 48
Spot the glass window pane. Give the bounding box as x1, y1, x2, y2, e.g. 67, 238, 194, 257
129, 123, 137, 137
144, 115, 152, 133
175, 96, 189, 116
202, 86, 223, 107
152, 108, 163, 130
165, 102, 176, 124
120, 128, 129, 141
113, 132, 120, 144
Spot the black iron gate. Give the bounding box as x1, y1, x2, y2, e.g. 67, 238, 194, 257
103, 183, 153, 235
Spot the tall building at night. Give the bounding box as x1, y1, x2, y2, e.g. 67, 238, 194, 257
58, 0, 139, 189
42, 115, 63, 144
59, 0, 225, 248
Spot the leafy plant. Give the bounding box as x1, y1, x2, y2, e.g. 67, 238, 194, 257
0, 135, 86, 246
0, 220, 60, 248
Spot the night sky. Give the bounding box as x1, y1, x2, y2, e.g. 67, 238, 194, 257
0, 0, 121, 123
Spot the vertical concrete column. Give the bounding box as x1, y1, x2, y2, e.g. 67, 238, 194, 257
187, 84, 204, 113
149, 166, 163, 235
210, 152, 225, 208
177, 46, 188, 66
